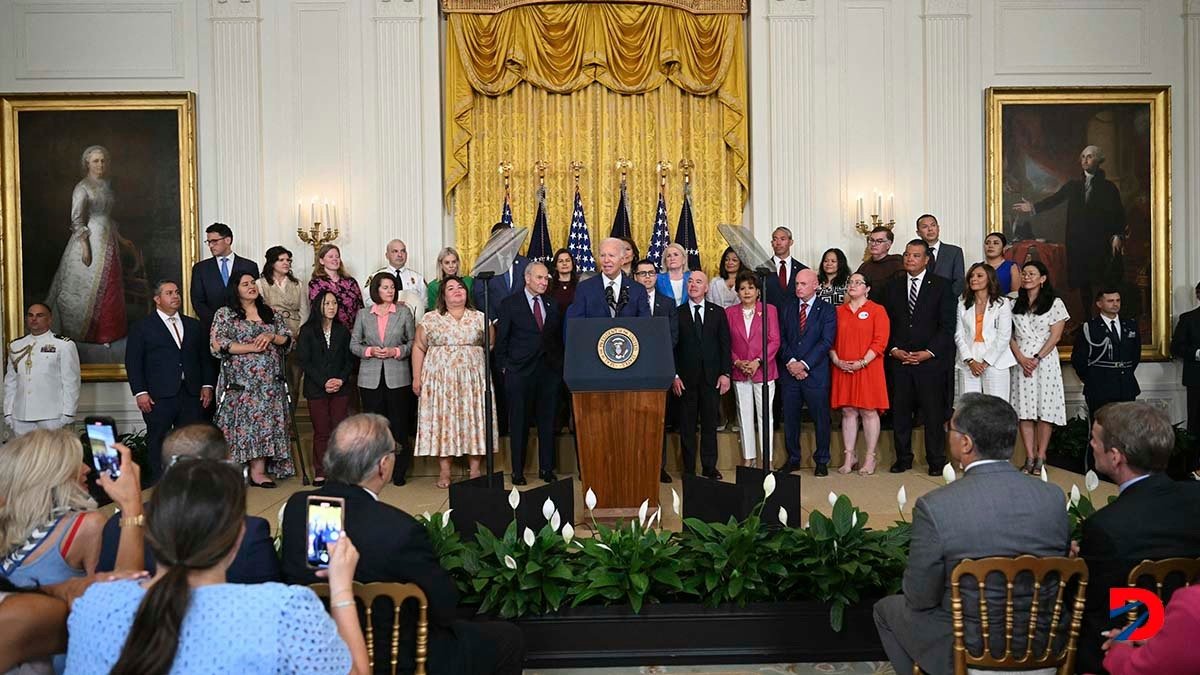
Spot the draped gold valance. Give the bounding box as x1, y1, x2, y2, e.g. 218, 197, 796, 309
443, 3, 748, 204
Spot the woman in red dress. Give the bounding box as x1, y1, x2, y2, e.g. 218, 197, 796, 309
829, 272, 890, 475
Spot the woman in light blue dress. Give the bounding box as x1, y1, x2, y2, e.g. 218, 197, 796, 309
65, 459, 369, 675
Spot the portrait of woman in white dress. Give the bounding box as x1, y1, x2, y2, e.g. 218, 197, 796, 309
44, 145, 128, 350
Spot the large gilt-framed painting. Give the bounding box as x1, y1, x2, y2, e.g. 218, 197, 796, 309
985, 86, 1170, 360
1, 92, 199, 381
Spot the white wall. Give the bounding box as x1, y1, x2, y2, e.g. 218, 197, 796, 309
1, 0, 1195, 422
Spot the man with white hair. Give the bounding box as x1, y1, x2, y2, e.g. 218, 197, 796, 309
1012, 144, 1126, 318
565, 237, 651, 318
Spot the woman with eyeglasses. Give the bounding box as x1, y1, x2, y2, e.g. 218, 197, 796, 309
65, 458, 369, 675
829, 272, 890, 475
1010, 261, 1069, 476
211, 271, 295, 487
954, 263, 1015, 402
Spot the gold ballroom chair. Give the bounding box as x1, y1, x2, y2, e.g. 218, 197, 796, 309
311, 581, 430, 675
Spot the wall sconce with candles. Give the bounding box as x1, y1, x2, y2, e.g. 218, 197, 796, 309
297, 196, 340, 261
853, 190, 895, 261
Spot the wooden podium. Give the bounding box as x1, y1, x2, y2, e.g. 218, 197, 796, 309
564, 318, 674, 520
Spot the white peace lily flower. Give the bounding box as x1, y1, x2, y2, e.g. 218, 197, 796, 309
851, 511, 858, 528
585, 488, 598, 511
562, 522, 575, 545
650, 507, 662, 528
897, 486, 908, 513
1085, 470, 1100, 493
672, 488, 682, 516
523, 527, 536, 548
778, 506, 788, 526
508, 487, 520, 510
542, 498, 556, 520
942, 464, 957, 484
1040, 465, 1050, 483
442, 509, 453, 529
638, 500, 650, 528
596, 542, 613, 552
504, 555, 517, 570
827, 491, 838, 508
550, 510, 561, 532
1069, 485, 1081, 508
763, 473, 776, 499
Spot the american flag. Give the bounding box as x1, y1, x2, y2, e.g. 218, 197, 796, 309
500, 192, 513, 228
526, 183, 554, 264
675, 181, 701, 270
610, 181, 632, 239
567, 187, 596, 272
646, 191, 670, 271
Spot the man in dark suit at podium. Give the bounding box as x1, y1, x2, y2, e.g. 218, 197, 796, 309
673, 272, 731, 479
125, 280, 216, 482
778, 269, 836, 476
496, 262, 563, 486
565, 237, 651, 319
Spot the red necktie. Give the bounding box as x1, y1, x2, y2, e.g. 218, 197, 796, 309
798, 301, 808, 334
779, 260, 788, 289
533, 297, 544, 331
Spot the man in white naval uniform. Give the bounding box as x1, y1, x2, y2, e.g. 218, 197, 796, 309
368, 238, 427, 321
4, 303, 81, 435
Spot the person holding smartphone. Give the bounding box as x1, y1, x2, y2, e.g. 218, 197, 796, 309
65, 458, 369, 675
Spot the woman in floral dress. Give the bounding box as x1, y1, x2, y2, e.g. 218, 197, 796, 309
211, 271, 294, 486
411, 276, 496, 488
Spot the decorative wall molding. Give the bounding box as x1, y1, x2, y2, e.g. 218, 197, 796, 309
375, 5, 426, 259
924, 0, 969, 17
211, 0, 259, 20
922, 2, 971, 247
766, 10, 815, 255
14, 2, 185, 79
1187, 0, 1200, 299
992, 0, 1150, 75
768, 0, 814, 19
376, 0, 421, 18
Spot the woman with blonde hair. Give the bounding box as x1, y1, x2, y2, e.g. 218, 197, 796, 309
425, 246, 474, 311
655, 243, 692, 306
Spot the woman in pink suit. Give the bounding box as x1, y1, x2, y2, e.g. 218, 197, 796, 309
829, 272, 890, 475
725, 271, 780, 468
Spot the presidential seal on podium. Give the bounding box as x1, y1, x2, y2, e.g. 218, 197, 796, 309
597, 326, 639, 369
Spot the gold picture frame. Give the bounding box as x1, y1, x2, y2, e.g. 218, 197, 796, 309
985, 86, 1171, 361
1, 92, 199, 381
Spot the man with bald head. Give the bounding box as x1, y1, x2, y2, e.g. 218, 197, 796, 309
673, 271, 731, 478
282, 413, 526, 674
565, 237, 651, 319
778, 269, 836, 475
1013, 143, 1126, 317
371, 238, 427, 320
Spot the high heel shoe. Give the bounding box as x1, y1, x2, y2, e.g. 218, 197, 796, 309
838, 455, 858, 474
858, 451, 877, 476
1031, 457, 1044, 477
1021, 458, 1034, 474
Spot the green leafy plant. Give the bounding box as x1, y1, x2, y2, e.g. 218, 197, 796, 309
676, 491, 789, 607
571, 498, 683, 612
1065, 471, 1117, 541
1047, 415, 1090, 459
417, 511, 473, 596
462, 519, 576, 618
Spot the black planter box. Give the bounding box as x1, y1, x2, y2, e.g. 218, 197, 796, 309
510, 600, 886, 668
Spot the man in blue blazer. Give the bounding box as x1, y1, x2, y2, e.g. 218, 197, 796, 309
778, 269, 836, 476
125, 280, 216, 482
96, 424, 281, 583
565, 237, 651, 319
190, 222, 260, 339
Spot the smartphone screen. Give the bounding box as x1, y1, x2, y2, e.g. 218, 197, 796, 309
85, 419, 120, 480
305, 496, 345, 569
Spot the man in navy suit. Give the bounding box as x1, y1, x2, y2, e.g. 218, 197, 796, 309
96, 424, 281, 583
879, 239, 957, 475
125, 280, 216, 482
916, 214, 965, 297
565, 237, 651, 319
474, 221, 529, 323
496, 262, 564, 485
673, 271, 731, 479
190, 222, 260, 340
763, 227, 809, 309
635, 258, 680, 483
778, 269, 836, 476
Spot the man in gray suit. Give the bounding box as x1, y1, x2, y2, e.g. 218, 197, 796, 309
874, 393, 1070, 675
917, 214, 965, 297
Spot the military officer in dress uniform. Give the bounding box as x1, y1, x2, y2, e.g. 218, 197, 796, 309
1072, 288, 1141, 421
4, 303, 81, 435
367, 239, 427, 321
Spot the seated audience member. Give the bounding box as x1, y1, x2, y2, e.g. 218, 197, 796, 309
281, 414, 525, 674
1, 430, 146, 589
96, 424, 281, 584
1101, 584, 1200, 674
874, 393, 1070, 675
1075, 401, 1200, 674
66, 458, 369, 675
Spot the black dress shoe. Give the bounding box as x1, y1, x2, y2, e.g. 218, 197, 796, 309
814, 463, 829, 477
249, 478, 277, 489
889, 461, 911, 474
660, 469, 673, 484
539, 471, 557, 483
781, 460, 802, 474
702, 468, 723, 480
511, 474, 527, 486
927, 466, 944, 477
313, 477, 326, 487
392, 475, 407, 486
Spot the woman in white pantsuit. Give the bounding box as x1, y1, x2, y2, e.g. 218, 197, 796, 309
954, 263, 1015, 401
724, 272, 780, 467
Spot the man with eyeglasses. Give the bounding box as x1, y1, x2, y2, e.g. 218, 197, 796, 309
635, 258, 679, 483
856, 225, 904, 302
190, 222, 259, 344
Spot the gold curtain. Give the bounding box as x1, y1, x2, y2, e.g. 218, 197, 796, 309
444, 4, 748, 271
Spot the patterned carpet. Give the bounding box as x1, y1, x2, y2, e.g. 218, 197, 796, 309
531, 663, 896, 674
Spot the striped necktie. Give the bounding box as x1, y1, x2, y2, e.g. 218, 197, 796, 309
908, 277, 919, 314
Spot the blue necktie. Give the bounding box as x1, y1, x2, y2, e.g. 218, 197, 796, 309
220, 257, 230, 285
504, 269, 511, 290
